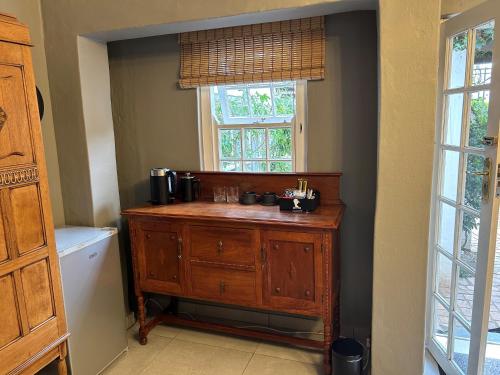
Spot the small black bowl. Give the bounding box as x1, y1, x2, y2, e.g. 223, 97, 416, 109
260, 192, 278, 206
240, 191, 258, 205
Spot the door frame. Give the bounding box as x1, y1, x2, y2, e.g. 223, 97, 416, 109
426, 1, 500, 374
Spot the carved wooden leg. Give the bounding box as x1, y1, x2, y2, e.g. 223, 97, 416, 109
323, 322, 332, 375
57, 342, 68, 375
137, 293, 148, 345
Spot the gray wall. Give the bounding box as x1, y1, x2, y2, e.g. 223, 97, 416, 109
108, 11, 377, 338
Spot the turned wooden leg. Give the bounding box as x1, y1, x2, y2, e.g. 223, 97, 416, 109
57, 342, 68, 375
324, 323, 332, 375
137, 293, 148, 345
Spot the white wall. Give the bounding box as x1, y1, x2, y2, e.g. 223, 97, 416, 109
372, 1, 441, 374
0, 0, 65, 226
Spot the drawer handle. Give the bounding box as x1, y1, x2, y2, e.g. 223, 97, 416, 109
217, 240, 223, 255
275, 287, 281, 294
261, 245, 267, 264
177, 237, 183, 259
304, 246, 311, 252
220, 281, 226, 294
305, 290, 311, 297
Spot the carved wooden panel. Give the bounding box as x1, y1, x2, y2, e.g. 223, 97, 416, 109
0, 165, 39, 189
10, 184, 45, 255
21, 259, 54, 329
263, 230, 323, 312
0, 203, 7, 263
0, 64, 35, 167
0, 274, 21, 347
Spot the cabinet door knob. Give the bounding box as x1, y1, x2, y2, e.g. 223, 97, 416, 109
177, 237, 183, 259
273, 244, 279, 250
172, 275, 177, 280
305, 290, 311, 297
220, 281, 226, 294
149, 271, 155, 277
304, 246, 311, 252
275, 287, 281, 293
217, 240, 223, 255
146, 234, 151, 239
170, 235, 176, 241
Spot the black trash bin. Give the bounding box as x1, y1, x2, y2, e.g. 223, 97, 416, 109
331, 338, 365, 375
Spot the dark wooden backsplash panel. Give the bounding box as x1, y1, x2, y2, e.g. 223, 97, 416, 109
176, 172, 342, 206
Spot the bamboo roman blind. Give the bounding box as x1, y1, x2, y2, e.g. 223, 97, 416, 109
178, 16, 325, 88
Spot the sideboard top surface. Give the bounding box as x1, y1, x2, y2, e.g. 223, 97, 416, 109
123, 201, 344, 230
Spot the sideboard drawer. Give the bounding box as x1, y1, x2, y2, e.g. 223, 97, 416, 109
190, 264, 256, 305
189, 225, 257, 266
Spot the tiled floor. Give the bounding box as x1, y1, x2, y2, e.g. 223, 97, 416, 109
102, 324, 324, 375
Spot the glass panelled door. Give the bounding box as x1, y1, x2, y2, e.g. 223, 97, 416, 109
427, 1, 500, 374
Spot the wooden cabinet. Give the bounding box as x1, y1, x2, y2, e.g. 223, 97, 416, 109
0, 13, 68, 375
125, 195, 343, 374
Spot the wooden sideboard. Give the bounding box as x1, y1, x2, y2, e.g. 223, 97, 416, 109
0, 13, 68, 375
123, 172, 343, 374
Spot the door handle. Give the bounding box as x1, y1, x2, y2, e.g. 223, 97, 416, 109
470, 157, 492, 202
177, 237, 183, 259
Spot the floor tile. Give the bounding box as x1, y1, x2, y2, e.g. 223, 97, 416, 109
150, 323, 182, 339
243, 354, 322, 375
141, 338, 252, 375
175, 327, 259, 353
255, 342, 323, 365
102, 334, 172, 375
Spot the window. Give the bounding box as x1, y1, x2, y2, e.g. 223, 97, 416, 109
198, 81, 306, 172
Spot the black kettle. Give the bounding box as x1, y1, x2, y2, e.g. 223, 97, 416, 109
180, 172, 200, 202
150, 168, 177, 205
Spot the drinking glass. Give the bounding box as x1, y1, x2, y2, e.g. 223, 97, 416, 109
226, 186, 239, 203
213, 186, 226, 202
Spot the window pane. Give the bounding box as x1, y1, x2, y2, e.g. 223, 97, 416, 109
220, 161, 241, 172
441, 150, 460, 201
453, 319, 471, 374
211, 86, 223, 124
472, 21, 495, 86
243, 128, 266, 159
456, 266, 475, 324
249, 87, 272, 116
468, 91, 490, 148
464, 153, 485, 210
226, 87, 250, 117
438, 202, 456, 254
444, 94, 464, 146
433, 297, 450, 352
270, 161, 292, 172
274, 85, 295, 116
269, 128, 292, 159
449, 32, 468, 89
219, 129, 241, 159
436, 252, 453, 304
243, 161, 266, 172
459, 212, 480, 270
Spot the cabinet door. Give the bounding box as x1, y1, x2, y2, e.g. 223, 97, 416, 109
262, 230, 323, 314
134, 220, 183, 294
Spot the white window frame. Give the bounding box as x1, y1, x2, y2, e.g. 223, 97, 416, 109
197, 81, 307, 172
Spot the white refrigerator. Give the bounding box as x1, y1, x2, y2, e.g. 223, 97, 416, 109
55, 226, 128, 375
